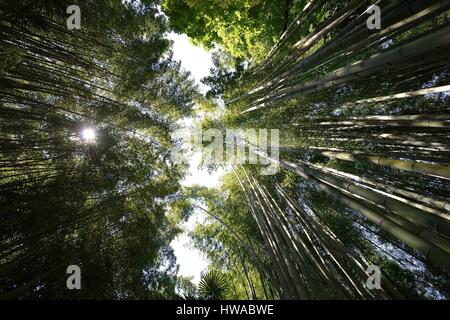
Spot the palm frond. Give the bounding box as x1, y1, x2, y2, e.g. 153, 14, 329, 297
198, 270, 228, 300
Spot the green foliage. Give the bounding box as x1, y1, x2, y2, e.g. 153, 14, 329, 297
185, 181, 274, 300
198, 270, 228, 300
0, 0, 197, 299
162, 0, 303, 62
3, 0, 450, 301
176, 276, 198, 300
183, 0, 450, 299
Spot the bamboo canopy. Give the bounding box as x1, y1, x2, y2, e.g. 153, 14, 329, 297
225, 0, 450, 299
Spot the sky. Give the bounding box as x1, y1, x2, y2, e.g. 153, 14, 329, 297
167, 32, 225, 284
167, 33, 214, 95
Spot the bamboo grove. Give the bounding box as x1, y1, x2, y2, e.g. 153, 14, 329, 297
0, 0, 199, 299
1, 0, 450, 300
184, 0, 450, 300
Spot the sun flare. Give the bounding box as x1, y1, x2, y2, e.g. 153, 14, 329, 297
81, 128, 96, 143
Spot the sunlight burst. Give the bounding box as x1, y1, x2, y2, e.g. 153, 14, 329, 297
81, 128, 96, 143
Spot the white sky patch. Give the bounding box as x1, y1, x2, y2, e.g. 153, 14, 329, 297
171, 209, 209, 285
171, 146, 227, 284
167, 32, 224, 285
167, 32, 214, 94
181, 150, 227, 188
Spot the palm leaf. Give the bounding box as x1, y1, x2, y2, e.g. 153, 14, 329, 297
198, 270, 228, 300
